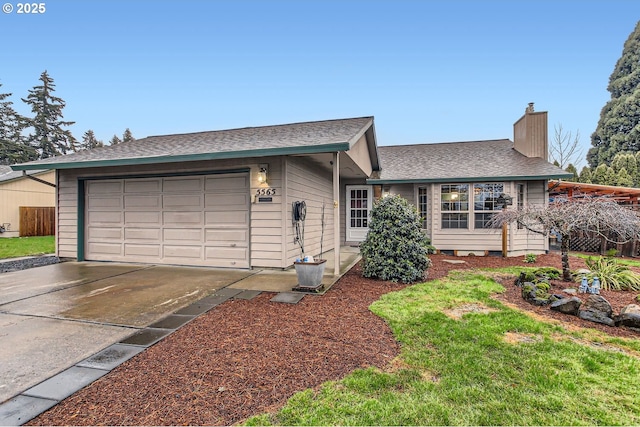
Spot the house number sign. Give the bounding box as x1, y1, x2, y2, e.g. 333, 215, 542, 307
256, 188, 276, 196
256, 187, 275, 203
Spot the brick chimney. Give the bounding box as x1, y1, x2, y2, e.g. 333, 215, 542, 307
513, 102, 548, 160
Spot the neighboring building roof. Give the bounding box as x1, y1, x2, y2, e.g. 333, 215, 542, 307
369, 139, 573, 183
11, 117, 376, 171
0, 165, 51, 183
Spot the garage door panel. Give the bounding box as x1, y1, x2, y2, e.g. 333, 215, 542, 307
164, 177, 202, 192
125, 211, 161, 225
125, 179, 161, 193
205, 211, 249, 226
88, 196, 122, 210
86, 173, 249, 268
205, 175, 248, 192
88, 181, 122, 194
204, 193, 248, 210
163, 228, 202, 242
163, 194, 202, 209
125, 228, 161, 241
164, 245, 202, 259
205, 229, 248, 245
88, 227, 123, 240
87, 211, 122, 224
125, 244, 161, 257
124, 195, 161, 209
163, 211, 203, 225
88, 242, 122, 256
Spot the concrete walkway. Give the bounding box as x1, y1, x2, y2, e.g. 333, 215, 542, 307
0, 247, 361, 425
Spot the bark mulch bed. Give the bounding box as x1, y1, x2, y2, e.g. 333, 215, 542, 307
29, 253, 640, 426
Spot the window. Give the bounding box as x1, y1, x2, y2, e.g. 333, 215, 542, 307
517, 183, 525, 229
418, 187, 428, 229
441, 184, 469, 229
473, 183, 504, 229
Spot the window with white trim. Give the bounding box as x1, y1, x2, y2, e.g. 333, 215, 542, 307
473, 183, 504, 229
418, 187, 428, 229
440, 184, 469, 229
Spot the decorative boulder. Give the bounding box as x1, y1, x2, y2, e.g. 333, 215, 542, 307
615, 304, 640, 329
578, 295, 615, 327
550, 297, 582, 316
522, 282, 550, 306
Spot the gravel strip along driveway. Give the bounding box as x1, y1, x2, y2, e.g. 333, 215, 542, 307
0, 255, 59, 273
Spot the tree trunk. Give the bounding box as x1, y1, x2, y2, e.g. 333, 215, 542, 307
561, 235, 572, 281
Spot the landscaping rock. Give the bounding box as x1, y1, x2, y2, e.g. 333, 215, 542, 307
578, 295, 615, 327
522, 282, 550, 306
563, 288, 577, 295
550, 297, 582, 315
0, 255, 60, 273
616, 304, 640, 329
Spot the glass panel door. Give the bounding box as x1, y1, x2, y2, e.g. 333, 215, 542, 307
346, 185, 372, 242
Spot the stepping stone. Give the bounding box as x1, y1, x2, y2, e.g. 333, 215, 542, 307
174, 301, 216, 316
22, 366, 108, 401
0, 395, 57, 426
233, 290, 261, 300
148, 314, 194, 330
215, 288, 244, 298
119, 328, 171, 347
270, 292, 304, 304
76, 344, 145, 370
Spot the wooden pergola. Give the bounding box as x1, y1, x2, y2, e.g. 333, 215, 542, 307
548, 180, 640, 205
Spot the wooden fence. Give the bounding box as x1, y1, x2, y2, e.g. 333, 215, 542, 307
19, 206, 55, 237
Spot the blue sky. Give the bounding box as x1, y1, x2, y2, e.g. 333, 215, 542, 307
2, 1, 639, 168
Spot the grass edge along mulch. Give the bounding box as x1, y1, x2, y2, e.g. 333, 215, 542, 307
246, 267, 640, 426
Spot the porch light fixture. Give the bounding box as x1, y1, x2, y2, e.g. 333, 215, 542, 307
257, 164, 268, 184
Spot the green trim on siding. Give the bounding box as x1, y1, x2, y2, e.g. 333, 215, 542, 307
77, 179, 85, 261
11, 143, 351, 171
367, 173, 573, 185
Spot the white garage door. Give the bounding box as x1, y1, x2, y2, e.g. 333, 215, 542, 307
85, 173, 250, 268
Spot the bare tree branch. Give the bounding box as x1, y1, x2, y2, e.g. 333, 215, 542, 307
549, 124, 583, 169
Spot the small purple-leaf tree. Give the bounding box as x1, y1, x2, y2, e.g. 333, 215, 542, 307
488, 196, 640, 281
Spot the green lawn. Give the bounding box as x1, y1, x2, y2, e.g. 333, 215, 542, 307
0, 235, 55, 259
246, 268, 640, 426
572, 252, 640, 268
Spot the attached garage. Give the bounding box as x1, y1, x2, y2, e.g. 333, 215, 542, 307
84, 172, 250, 268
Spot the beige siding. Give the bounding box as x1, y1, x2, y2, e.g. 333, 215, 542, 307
0, 170, 55, 238
285, 156, 334, 264
57, 158, 285, 268
345, 134, 373, 177
510, 180, 548, 255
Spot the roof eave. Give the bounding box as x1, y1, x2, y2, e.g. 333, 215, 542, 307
367, 172, 574, 185
11, 142, 352, 171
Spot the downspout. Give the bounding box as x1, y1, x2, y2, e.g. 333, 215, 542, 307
22, 171, 56, 188
333, 152, 340, 276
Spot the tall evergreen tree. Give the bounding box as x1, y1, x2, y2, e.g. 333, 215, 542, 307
579, 166, 592, 184
22, 70, 77, 159
588, 21, 640, 167
79, 130, 104, 150
122, 128, 135, 143
591, 164, 616, 185
564, 164, 578, 182
611, 152, 639, 185
109, 135, 121, 145
617, 167, 634, 187
0, 84, 35, 164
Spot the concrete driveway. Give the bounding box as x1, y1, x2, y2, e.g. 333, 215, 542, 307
0, 262, 254, 406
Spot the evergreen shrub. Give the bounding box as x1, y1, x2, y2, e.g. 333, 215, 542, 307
360, 195, 432, 283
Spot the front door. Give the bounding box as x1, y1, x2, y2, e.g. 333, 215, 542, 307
346, 185, 372, 242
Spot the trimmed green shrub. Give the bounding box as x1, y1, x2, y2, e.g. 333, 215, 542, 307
360, 195, 432, 283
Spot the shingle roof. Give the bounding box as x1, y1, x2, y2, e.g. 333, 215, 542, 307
371, 139, 572, 183
11, 117, 375, 171
0, 165, 49, 183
